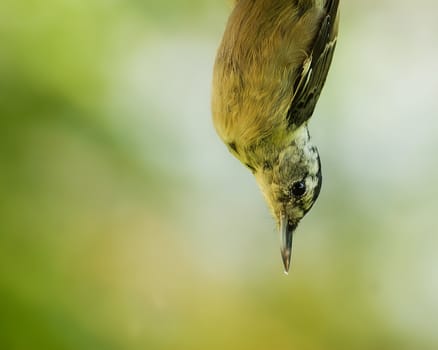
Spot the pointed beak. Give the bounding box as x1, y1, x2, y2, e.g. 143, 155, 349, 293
280, 214, 296, 274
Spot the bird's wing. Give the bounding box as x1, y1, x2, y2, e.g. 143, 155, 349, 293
286, 0, 339, 128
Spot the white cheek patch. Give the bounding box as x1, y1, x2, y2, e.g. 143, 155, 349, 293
301, 136, 319, 176
306, 176, 319, 194
307, 152, 319, 174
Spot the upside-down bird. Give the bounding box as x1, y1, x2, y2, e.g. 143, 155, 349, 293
211, 0, 340, 272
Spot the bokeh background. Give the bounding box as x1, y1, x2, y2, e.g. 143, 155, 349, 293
1, 0, 438, 349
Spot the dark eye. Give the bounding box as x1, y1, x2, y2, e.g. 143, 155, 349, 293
291, 181, 306, 197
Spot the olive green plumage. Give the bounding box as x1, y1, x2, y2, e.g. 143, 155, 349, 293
212, 0, 339, 272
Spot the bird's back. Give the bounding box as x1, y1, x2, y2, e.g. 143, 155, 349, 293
212, 0, 338, 161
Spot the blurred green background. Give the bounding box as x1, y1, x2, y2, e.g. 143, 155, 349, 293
1, 0, 438, 349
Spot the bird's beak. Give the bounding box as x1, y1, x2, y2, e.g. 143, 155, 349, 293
280, 214, 296, 274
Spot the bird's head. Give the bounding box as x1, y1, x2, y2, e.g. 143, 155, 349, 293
253, 126, 322, 272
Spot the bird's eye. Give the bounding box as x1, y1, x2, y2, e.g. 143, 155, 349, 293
291, 181, 306, 197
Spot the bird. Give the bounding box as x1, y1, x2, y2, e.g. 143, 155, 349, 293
211, 0, 340, 273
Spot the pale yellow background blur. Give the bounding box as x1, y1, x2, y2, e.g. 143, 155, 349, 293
1, 1, 438, 349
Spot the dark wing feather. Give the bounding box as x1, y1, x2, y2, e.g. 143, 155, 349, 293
286, 0, 339, 128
